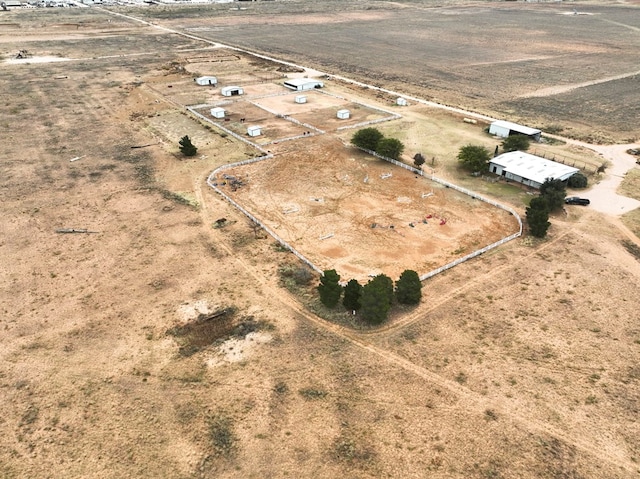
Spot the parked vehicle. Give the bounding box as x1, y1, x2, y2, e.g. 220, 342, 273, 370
565, 197, 590, 206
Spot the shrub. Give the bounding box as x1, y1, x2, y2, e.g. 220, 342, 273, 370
567, 172, 588, 189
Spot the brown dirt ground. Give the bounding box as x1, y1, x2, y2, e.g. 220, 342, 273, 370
1, 5, 640, 479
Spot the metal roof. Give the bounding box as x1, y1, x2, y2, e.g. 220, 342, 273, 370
490, 151, 579, 185
491, 120, 541, 136
283, 78, 324, 87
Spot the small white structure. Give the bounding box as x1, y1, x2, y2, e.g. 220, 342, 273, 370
221, 86, 244, 97
295, 95, 307, 104
489, 120, 542, 142
195, 76, 217, 86
337, 109, 350, 120
489, 151, 579, 189
210, 107, 225, 119
247, 125, 261, 137
396, 97, 408, 106
283, 78, 324, 91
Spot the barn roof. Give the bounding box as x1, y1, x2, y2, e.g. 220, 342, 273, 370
490, 151, 579, 184
491, 120, 541, 137
283, 78, 324, 87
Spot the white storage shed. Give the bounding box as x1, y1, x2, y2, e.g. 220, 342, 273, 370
247, 126, 261, 137
489, 120, 542, 142
283, 78, 324, 91
295, 95, 307, 104
396, 97, 408, 106
221, 86, 243, 97
195, 76, 217, 86
489, 151, 579, 189
210, 107, 225, 119
337, 109, 350, 120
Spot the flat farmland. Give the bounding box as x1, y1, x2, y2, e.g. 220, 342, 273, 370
138, 0, 640, 142
216, 136, 519, 282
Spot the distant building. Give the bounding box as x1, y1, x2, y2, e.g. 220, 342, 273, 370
337, 109, 350, 119
489, 120, 541, 142
294, 95, 307, 104
489, 151, 579, 189
283, 78, 324, 91
195, 76, 217, 86
396, 97, 408, 106
221, 86, 243, 97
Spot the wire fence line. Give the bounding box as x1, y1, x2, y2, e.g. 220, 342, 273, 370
204, 131, 522, 284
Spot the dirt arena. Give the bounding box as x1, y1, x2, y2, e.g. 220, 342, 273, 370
217, 136, 519, 282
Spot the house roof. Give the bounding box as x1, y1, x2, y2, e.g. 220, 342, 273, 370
491, 120, 541, 136
490, 151, 579, 184
284, 78, 324, 87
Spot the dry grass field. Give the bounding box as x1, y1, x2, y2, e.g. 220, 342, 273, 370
1, 3, 640, 479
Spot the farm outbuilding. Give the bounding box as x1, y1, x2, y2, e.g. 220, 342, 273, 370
396, 97, 408, 106
294, 95, 307, 104
337, 109, 350, 120
247, 125, 261, 137
221, 86, 244, 97
490, 151, 579, 189
210, 107, 225, 119
489, 120, 542, 142
195, 76, 217, 86
283, 78, 324, 91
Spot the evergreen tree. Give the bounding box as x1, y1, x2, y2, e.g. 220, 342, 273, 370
317, 269, 342, 308
342, 279, 362, 312
539, 178, 566, 212
179, 135, 198, 157
351, 128, 384, 151
360, 276, 392, 325
567, 172, 588, 189
413, 153, 425, 169
395, 270, 422, 305
526, 196, 551, 238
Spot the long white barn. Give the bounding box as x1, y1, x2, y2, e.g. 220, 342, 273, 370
490, 151, 579, 189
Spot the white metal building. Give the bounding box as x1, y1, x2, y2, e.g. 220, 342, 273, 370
337, 109, 350, 120
396, 97, 408, 106
489, 151, 579, 189
294, 95, 307, 104
210, 107, 225, 119
221, 86, 243, 97
283, 78, 324, 91
489, 120, 542, 142
247, 125, 261, 137
195, 76, 217, 86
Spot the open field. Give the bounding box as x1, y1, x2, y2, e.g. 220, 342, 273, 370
1, 4, 640, 479
130, 0, 640, 143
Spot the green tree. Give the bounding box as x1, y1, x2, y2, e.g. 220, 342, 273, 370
376, 138, 405, 160
351, 127, 384, 151
179, 135, 198, 157
526, 196, 551, 238
539, 178, 566, 212
342, 279, 362, 312
413, 153, 425, 169
502, 135, 530, 152
317, 269, 342, 308
567, 172, 588, 189
395, 270, 422, 305
457, 144, 490, 172
360, 275, 393, 325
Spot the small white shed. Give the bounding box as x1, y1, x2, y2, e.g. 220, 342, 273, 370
195, 76, 217, 86
337, 109, 350, 120
210, 107, 225, 119
396, 97, 408, 106
221, 86, 244, 97
247, 126, 261, 137
295, 95, 307, 104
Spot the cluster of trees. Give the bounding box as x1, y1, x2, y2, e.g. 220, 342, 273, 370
351, 127, 405, 160
526, 178, 567, 238
318, 269, 422, 324
457, 135, 531, 173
